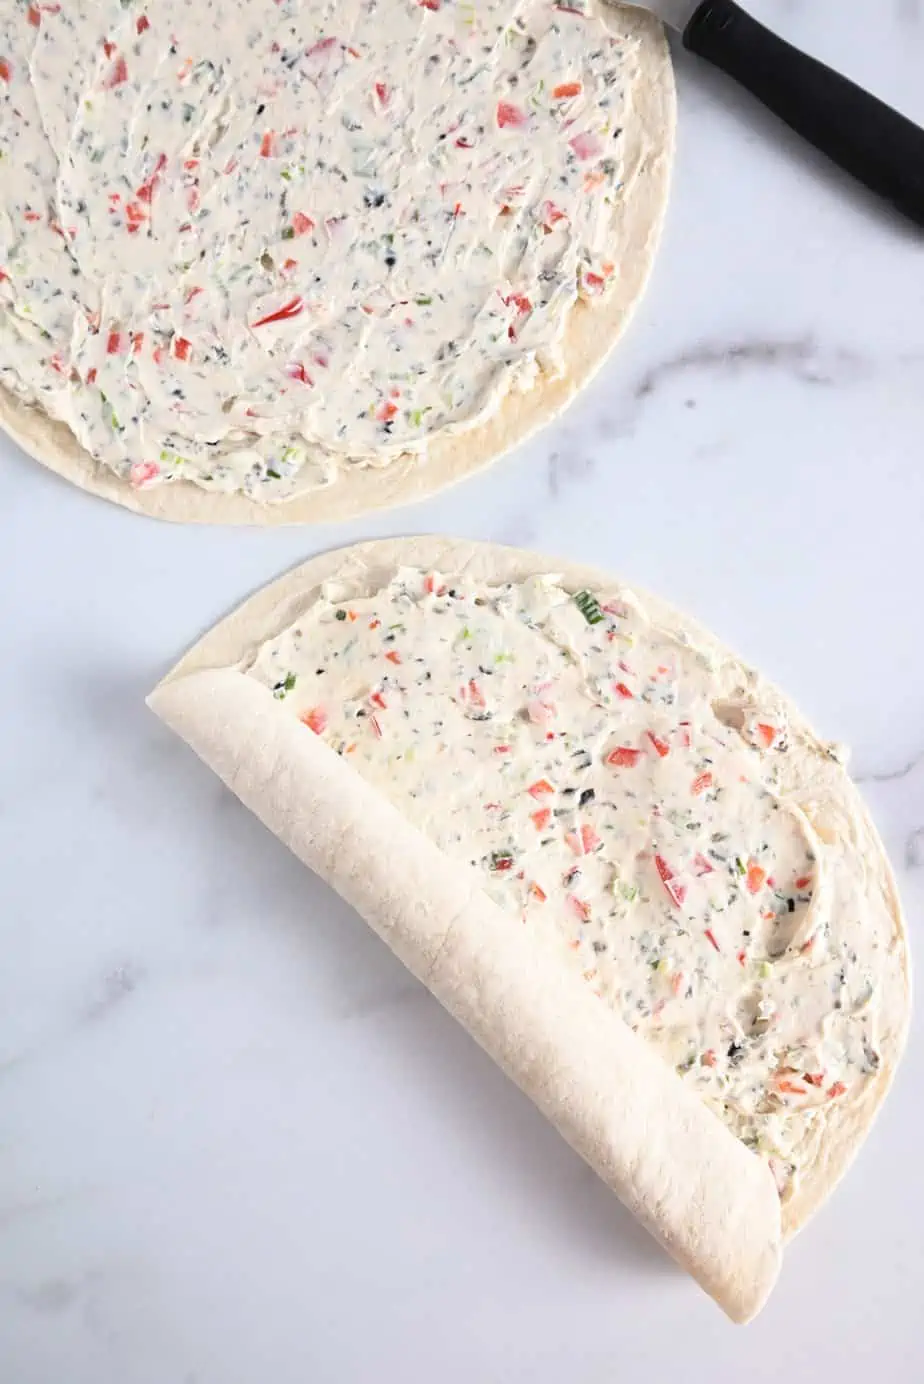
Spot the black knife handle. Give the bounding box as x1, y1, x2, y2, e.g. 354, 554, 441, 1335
682, 0, 924, 229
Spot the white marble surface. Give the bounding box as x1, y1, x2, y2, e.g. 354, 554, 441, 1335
1, 3, 923, 1379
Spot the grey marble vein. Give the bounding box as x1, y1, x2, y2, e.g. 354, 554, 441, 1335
14, 1280, 79, 1314
545, 334, 880, 498
82, 963, 145, 1023
631, 336, 867, 403
547, 441, 595, 498
854, 748, 924, 785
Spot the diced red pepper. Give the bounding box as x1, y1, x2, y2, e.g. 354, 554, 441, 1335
129, 460, 159, 487
124, 200, 147, 232
136, 14, 150, 33
531, 808, 551, 832
374, 81, 389, 106
504, 292, 531, 315
569, 130, 603, 161
106, 330, 127, 355
251, 295, 304, 328
580, 824, 600, 854
0, 59, 11, 83
28, 5, 41, 27
606, 746, 641, 768
704, 928, 721, 953
692, 853, 714, 876
702, 1049, 717, 1068
613, 681, 633, 699
827, 1081, 847, 1099
384, 650, 401, 665
795, 874, 812, 890
553, 81, 583, 99
746, 860, 767, 894
305, 37, 338, 59
539, 200, 567, 231
647, 732, 670, 759
496, 100, 527, 129
530, 882, 547, 904
292, 211, 314, 235
527, 779, 555, 797
568, 895, 591, 922
136, 151, 167, 204
260, 130, 277, 158
369, 691, 387, 711
102, 53, 128, 88
691, 772, 713, 796
655, 854, 687, 907
300, 707, 327, 735
803, 1072, 824, 1087
375, 399, 398, 423
755, 722, 778, 749
173, 336, 191, 361
527, 698, 555, 725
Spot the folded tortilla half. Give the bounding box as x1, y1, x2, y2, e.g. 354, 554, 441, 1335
148, 537, 910, 1322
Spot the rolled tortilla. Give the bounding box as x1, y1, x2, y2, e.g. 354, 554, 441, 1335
149, 666, 782, 1322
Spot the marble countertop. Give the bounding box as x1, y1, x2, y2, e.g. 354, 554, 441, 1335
1, 3, 922, 1379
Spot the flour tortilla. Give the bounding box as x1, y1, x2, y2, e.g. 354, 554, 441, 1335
150, 665, 782, 1322
149, 538, 910, 1288
0, 9, 673, 524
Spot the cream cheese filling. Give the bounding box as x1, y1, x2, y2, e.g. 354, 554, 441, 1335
241, 568, 886, 1203
0, 0, 632, 499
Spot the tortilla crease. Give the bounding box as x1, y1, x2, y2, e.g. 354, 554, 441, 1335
0, 9, 673, 524
151, 536, 910, 1258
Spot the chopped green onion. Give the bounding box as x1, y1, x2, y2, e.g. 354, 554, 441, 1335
574, 589, 604, 625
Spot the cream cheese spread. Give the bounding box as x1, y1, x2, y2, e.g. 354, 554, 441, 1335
243, 567, 888, 1203
1, 0, 632, 498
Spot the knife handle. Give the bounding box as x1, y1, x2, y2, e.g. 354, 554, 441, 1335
682, 0, 924, 229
